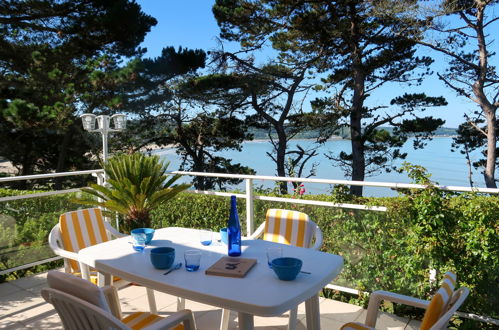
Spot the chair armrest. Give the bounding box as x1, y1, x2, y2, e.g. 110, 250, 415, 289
249, 222, 265, 240
48, 225, 79, 261
143, 309, 196, 330
104, 222, 126, 238
364, 290, 430, 327
311, 224, 323, 250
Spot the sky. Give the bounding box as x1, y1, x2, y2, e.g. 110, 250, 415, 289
135, 0, 497, 129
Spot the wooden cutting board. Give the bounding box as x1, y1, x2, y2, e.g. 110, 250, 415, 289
205, 257, 257, 278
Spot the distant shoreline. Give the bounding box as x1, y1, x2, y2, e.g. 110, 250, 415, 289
150, 135, 458, 151
1, 136, 459, 175
248, 135, 457, 143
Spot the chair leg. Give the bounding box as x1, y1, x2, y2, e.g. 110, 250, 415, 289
287, 307, 298, 330
146, 288, 157, 314
177, 297, 186, 311
237, 312, 254, 330
220, 308, 230, 330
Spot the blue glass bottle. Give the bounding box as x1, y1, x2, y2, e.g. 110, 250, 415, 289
227, 195, 241, 256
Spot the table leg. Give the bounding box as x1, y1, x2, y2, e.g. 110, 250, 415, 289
177, 297, 186, 311
98, 272, 111, 286
220, 308, 230, 330
146, 288, 157, 314
305, 294, 320, 330
237, 312, 254, 330
288, 307, 298, 330
79, 262, 90, 282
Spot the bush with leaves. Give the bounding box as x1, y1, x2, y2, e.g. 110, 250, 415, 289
73, 153, 191, 233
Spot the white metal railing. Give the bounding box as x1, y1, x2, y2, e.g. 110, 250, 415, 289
0, 169, 104, 182
174, 171, 391, 237
172, 170, 499, 237
172, 171, 499, 194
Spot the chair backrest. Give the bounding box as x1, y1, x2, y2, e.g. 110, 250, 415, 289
429, 287, 469, 330
42, 287, 128, 330
420, 271, 458, 330
263, 209, 315, 248
59, 208, 111, 271
46, 270, 111, 311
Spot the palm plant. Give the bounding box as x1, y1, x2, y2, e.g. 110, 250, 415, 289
74, 153, 191, 233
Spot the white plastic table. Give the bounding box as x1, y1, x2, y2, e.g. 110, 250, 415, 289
78, 227, 343, 330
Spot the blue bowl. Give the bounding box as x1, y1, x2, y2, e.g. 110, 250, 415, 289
271, 257, 302, 281
150, 247, 175, 269
220, 228, 228, 244
131, 228, 155, 244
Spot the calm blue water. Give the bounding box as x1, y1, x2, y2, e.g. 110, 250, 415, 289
155, 137, 493, 197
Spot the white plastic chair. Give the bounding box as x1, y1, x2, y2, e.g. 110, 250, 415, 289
220, 209, 323, 330
341, 272, 470, 330
42, 271, 196, 330
249, 209, 323, 250
48, 208, 158, 313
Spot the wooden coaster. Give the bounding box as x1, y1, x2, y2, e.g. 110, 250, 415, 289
205, 257, 257, 278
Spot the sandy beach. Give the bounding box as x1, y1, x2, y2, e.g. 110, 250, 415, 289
0, 160, 17, 175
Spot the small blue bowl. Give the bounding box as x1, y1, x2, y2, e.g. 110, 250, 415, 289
220, 228, 228, 244
271, 257, 303, 281
150, 247, 175, 269
131, 228, 155, 244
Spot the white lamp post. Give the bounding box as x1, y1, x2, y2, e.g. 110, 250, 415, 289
80, 114, 127, 163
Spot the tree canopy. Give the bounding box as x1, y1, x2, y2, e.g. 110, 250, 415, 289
413, 0, 499, 188
0, 0, 156, 180
213, 0, 447, 195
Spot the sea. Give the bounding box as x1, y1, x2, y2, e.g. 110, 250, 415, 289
154, 137, 495, 197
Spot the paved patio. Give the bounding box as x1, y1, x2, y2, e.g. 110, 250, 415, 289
0, 271, 421, 329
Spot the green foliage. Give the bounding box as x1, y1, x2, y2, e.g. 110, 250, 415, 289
73, 153, 191, 232
213, 0, 447, 196
111, 48, 256, 191
423, 0, 499, 188
0, 0, 156, 178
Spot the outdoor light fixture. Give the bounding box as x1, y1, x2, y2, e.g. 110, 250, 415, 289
81, 113, 97, 131
111, 114, 126, 130
80, 113, 127, 163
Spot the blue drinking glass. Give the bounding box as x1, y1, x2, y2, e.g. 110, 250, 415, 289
199, 230, 212, 246
184, 250, 201, 271
131, 233, 146, 252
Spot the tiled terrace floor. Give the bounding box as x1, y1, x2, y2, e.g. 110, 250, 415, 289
1, 271, 421, 329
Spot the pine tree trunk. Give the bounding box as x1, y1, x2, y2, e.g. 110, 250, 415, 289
350, 109, 365, 196
484, 109, 497, 188
349, 41, 366, 196
54, 129, 72, 190
275, 126, 288, 195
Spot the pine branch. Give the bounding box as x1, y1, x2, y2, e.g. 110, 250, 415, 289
464, 114, 488, 137
436, 73, 474, 100
416, 40, 480, 71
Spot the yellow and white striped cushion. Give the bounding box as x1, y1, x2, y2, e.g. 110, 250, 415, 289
263, 209, 313, 248
420, 271, 457, 330
59, 208, 111, 271
122, 312, 183, 330
340, 322, 376, 330
71, 271, 121, 285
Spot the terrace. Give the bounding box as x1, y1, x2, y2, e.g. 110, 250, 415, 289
1, 270, 420, 329
0, 170, 497, 329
